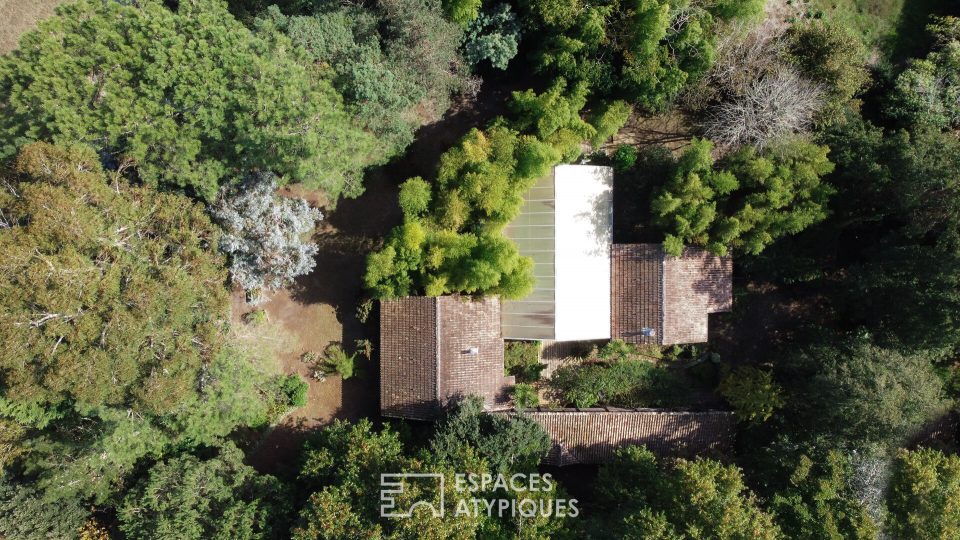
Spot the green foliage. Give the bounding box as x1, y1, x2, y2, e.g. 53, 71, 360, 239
0, 0, 377, 201
769, 451, 877, 540
590, 446, 781, 539
244, 310, 268, 326
719, 366, 784, 424
118, 443, 284, 540
280, 374, 310, 408
590, 100, 632, 147
786, 21, 870, 126
888, 447, 960, 539
0, 142, 228, 415
443, 0, 482, 25
778, 335, 948, 453
519, 0, 759, 110
397, 177, 433, 217
651, 137, 835, 256
321, 344, 358, 380
257, 0, 465, 157
463, 3, 521, 70
549, 343, 688, 408
809, 116, 960, 350
612, 144, 639, 171
887, 16, 960, 130
509, 79, 596, 160
0, 477, 89, 540
293, 418, 485, 539
512, 383, 540, 409
431, 396, 550, 472
505, 341, 545, 383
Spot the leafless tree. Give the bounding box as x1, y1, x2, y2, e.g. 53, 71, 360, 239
702, 67, 823, 150
687, 20, 824, 151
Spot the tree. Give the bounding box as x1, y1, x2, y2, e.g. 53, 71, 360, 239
785, 22, 869, 126
212, 172, 322, 304
257, 0, 466, 157
696, 21, 825, 149
397, 177, 432, 217
777, 336, 948, 453
768, 451, 877, 540
463, 3, 522, 70
886, 16, 960, 130
718, 366, 784, 424
0, 0, 377, 201
443, 0, 482, 26
651, 137, 835, 256
118, 443, 284, 540
0, 477, 89, 540
809, 117, 960, 350
519, 0, 760, 111
888, 448, 960, 539
430, 396, 551, 472
292, 418, 486, 539
0, 142, 228, 414
590, 446, 781, 539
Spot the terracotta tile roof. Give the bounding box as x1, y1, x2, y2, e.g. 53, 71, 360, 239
611, 244, 732, 345
508, 409, 735, 466
380, 296, 514, 420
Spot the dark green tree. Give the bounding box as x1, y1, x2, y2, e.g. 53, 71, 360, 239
118, 443, 285, 540
588, 446, 781, 539
0, 0, 377, 200
430, 396, 551, 472
777, 336, 948, 453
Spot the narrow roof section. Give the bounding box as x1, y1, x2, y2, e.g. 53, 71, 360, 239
509, 409, 735, 466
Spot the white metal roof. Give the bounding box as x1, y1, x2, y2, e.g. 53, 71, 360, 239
502, 165, 613, 341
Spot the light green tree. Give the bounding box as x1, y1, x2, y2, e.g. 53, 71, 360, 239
888, 447, 960, 539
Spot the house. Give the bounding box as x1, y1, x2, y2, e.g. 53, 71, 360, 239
379, 295, 514, 420
611, 243, 733, 345
378, 165, 736, 461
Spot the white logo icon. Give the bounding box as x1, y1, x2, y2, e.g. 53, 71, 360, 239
380, 473, 445, 518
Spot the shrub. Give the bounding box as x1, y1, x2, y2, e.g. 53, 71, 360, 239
612, 145, 639, 171
243, 310, 268, 326
321, 344, 358, 380
550, 357, 686, 408
505, 341, 544, 383
512, 384, 540, 409
718, 366, 784, 423
398, 177, 433, 217
280, 375, 310, 408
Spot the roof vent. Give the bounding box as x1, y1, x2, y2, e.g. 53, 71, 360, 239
641, 327, 656, 337
465, 347, 479, 355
